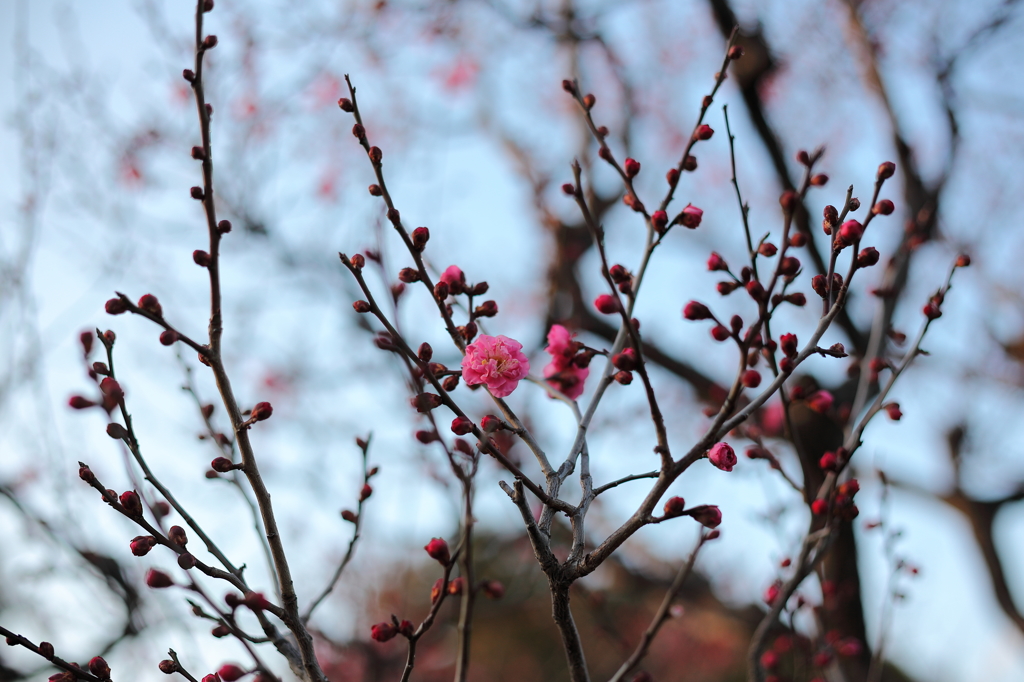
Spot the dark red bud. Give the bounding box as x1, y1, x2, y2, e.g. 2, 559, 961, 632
251, 402, 273, 421
872, 199, 894, 215
145, 569, 174, 589
424, 537, 451, 564
338, 98, 354, 112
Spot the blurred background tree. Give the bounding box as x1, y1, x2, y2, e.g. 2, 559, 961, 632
1, 0, 1023, 680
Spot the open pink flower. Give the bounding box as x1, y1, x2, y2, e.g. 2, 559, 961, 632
461, 335, 530, 398
543, 324, 589, 400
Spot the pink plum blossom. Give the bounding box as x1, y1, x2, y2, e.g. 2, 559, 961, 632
543, 324, 589, 400
461, 335, 530, 398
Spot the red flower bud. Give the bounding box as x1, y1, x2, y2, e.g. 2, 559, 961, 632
811, 173, 829, 186
779, 190, 799, 212
760, 651, 780, 670
779, 256, 800, 277
956, 253, 971, 267
857, 247, 880, 268
614, 370, 633, 385
819, 452, 838, 471
745, 280, 766, 301
447, 576, 465, 595
663, 496, 686, 517
359, 484, 373, 501
706, 252, 728, 271
480, 415, 503, 432
69, 396, 96, 409
250, 402, 273, 421
341, 509, 358, 523
451, 416, 473, 435
211, 457, 237, 473
159, 330, 178, 346
405, 228, 429, 253
717, 280, 740, 295
728, 45, 744, 59
192, 249, 211, 267
877, 161, 896, 180
178, 552, 197, 570
779, 333, 798, 358
923, 301, 942, 320
872, 199, 894, 215
218, 219, 232, 233
666, 168, 680, 186
811, 274, 828, 298
482, 580, 505, 599
623, 158, 641, 178
190, 186, 205, 200
424, 537, 451, 564
711, 325, 730, 342
682, 155, 698, 171
338, 97, 354, 112
680, 204, 703, 228
789, 232, 808, 247
811, 499, 829, 515
39, 642, 55, 660
839, 220, 863, 243
708, 442, 737, 472
695, 124, 714, 140
651, 210, 668, 232
217, 664, 245, 681
104, 297, 129, 315
612, 347, 637, 371
758, 242, 777, 257
168, 525, 188, 547
474, 300, 498, 318
398, 267, 420, 283
686, 504, 722, 528
884, 403, 902, 420
353, 300, 371, 313
138, 294, 162, 317
683, 301, 712, 321
741, 370, 761, 388
410, 393, 442, 412
145, 569, 174, 589
120, 490, 143, 516
130, 535, 156, 556
594, 294, 620, 315
784, 292, 807, 306
368, 146, 383, 164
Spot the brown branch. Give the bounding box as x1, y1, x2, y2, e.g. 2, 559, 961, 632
185, 3, 322, 679
608, 532, 712, 682
0, 625, 103, 682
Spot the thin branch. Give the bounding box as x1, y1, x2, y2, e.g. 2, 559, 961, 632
608, 532, 712, 682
